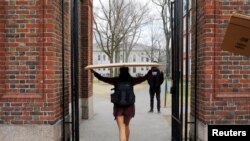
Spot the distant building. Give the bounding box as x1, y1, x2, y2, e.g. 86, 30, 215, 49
93, 44, 163, 77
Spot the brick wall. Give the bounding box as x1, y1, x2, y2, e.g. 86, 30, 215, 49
0, 0, 94, 140
0, 0, 70, 125
0, 0, 6, 110
80, 0, 93, 99
79, 0, 93, 119
192, 0, 250, 127
214, 0, 250, 124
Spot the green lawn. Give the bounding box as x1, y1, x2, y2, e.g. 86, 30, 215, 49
162, 82, 191, 108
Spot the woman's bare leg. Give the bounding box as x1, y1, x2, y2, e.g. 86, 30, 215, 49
125, 124, 130, 141
116, 115, 127, 141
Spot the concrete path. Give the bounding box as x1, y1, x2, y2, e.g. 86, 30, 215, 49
80, 83, 171, 141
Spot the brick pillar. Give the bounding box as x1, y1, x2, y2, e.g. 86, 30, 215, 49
191, 0, 250, 140
79, 0, 93, 119
0, 0, 6, 101
0, 0, 71, 141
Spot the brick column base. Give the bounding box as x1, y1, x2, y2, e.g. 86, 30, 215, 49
0, 120, 70, 141
81, 96, 94, 119
190, 116, 208, 141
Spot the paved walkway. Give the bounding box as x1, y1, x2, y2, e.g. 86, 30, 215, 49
80, 83, 171, 141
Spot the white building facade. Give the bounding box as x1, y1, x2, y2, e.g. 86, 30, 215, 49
93, 45, 156, 77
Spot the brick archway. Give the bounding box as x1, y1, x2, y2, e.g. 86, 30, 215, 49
1, 0, 250, 141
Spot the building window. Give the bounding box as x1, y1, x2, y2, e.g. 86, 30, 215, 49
146, 58, 149, 62
133, 55, 136, 62
103, 55, 106, 61
120, 55, 123, 61
133, 67, 136, 73
98, 55, 101, 61
141, 67, 144, 71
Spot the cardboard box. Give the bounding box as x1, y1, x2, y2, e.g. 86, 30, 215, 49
221, 13, 250, 57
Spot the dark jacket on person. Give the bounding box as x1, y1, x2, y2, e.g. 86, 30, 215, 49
92, 68, 151, 124
147, 67, 164, 89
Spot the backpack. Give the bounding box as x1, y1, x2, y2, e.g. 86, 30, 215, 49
111, 81, 135, 106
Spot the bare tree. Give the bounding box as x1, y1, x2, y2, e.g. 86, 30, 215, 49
143, 20, 165, 63
122, 28, 142, 62
152, 0, 171, 99
93, 0, 149, 76
152, 0, 171, 76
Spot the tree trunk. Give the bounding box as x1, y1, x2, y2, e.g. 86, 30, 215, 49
114, 49, 120, 76
109, 56, 114, 77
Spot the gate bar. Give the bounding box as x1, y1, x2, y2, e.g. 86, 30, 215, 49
185, 0, 190, 140
71, 0, 80, 140
70, 0, 75, 139
194, 0, 198, 140
172, 115, 182, 124
178, 0, 184, 139
61, 0, 65, 140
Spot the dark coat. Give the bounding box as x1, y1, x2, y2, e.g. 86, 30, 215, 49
147, 67, 164, 89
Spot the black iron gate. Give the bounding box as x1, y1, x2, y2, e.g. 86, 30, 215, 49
70, 0, 80, 140
171, 0, 197, 140
61, 0, 80, 141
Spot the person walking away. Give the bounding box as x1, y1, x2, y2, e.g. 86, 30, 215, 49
91, 67, 151, 141
147, 66, 164, 113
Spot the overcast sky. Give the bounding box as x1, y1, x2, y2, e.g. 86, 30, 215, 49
93, 0, 164, 45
